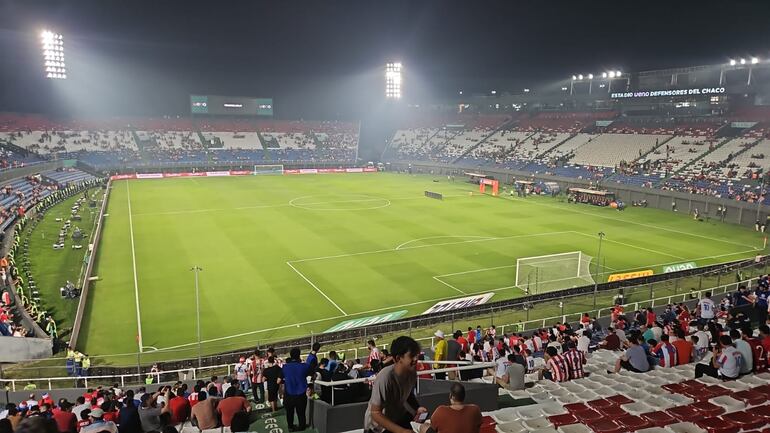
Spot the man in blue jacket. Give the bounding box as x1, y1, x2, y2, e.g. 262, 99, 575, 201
282, 347, 311, 432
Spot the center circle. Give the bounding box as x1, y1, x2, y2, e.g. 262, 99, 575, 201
288, 194, 391, 211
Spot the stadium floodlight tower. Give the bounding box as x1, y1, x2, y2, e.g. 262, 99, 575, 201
40, 30, 67, 79
385, 62, 402, 99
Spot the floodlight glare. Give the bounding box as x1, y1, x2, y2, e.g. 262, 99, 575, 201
561, 86, 568, 91
588, 74, 593, 79
491, 90, 497, 95
616, 71, 622, 76
572, 75, 577, 80
740, 58, 746, 65
385, 62, 402, 99
523, 88, 530, 93
752, 57, 760, 64
602, 72, 608, 78
40, 29, 66, 79
578, 74, 583, 80
730, 59, 737, 66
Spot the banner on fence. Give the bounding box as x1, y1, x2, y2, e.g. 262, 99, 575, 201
325, 310, 408, 333
111, 167, 375, 181
663, 262, 697, 273
422, 293, 495, 315
608, 269, 654, 282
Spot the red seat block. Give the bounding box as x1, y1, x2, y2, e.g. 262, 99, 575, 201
696, 417, 739, 433
690, 401, 726, 417
667, 405, 701, 422
564, 403, 591, 414
641, 411, 677, 427
727, 411, 767, 430
598, 406, 628, 417
589, 399, 617, 410
705, 385, 733, 397
681, 379, 708, 390
617, 415, 654, 431
607, 395, 634, 405
662, 383, 689, 393
549, 413, 579, 427
754, 385, 770, 398
576, 409, 604, 423
733, 389, 767, 406
754, 405, 770, 419
587, 419, 627, 433
682, 388, 717, 401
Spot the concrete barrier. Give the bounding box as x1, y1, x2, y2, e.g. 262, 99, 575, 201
0, 336, 53, 362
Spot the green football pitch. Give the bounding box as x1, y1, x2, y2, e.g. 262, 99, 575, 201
76, 172, 764, 360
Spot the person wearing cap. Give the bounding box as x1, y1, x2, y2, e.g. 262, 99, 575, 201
138, 387, 171, 432
234, 356, 250, 392
80, 408, 117, 433
433, 330, 447, 380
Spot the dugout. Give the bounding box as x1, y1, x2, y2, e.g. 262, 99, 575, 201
568, 187, 615, 206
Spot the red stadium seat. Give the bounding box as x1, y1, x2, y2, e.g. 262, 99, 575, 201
726, 412, 767, 430
616, 415, 654, 431
690, 401, 726, 417
575, 409, 604, 423
704, 385, 733, 397
641, 411, 678, 427
586, 419, 626, 433
667, 406, 701, 422
695, 417, 739, 433
598, 406, 628, 417
607, 395, 634, 405
753, 405, 770, 419
733, 389, 767, 406
588, 399, 617, 410
565, 403, 591, 414
549, 413, 580, 427
662, 383, 689, 393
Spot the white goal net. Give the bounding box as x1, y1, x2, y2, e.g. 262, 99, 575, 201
515, 251, 595, 294
253, 164, 284, 175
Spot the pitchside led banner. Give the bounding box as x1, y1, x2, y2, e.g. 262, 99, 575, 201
422, 293, 495, 315
325, 310, 408, 333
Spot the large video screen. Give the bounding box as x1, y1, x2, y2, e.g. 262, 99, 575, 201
190, 95, 273, 116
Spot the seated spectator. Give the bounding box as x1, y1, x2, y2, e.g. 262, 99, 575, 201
138, 388, 171, 432
609, 335, 649, 373
652, 335, 678, 368
672, 328, 694, 365
598, 326, 621, 351
189, 391, 218, 430
52, 401, 77, 433
539, 346, 569, 382
418, 383, 481, 433
167, 390, 190, 425
496, 354, 526, 391
695, 335, 742, 380
216, 386, 250, 427
731, 329, 753, 374
562, 341, 586, 379
80, 408, 117, 433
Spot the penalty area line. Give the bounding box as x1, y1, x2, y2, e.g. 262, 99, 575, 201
286, 261, 348, 316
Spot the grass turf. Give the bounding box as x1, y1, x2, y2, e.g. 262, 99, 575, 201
76, 173, 765, 363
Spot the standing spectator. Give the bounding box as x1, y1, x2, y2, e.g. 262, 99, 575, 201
249, 351, 265, 403
456, 330, 469, 353
190, 391, 218, 431
446, 332, 462, 380
433, 331, 447, 380
234, 357, 250, 393
697, 292, 716, 322
695, 335, 742, 380
216, 387, 250, 427
138, 389, 170, 432
418, 383, 481, 433
282, 348, 311, 432
364, 336, 426, 433
263, 356, 282, 412
366, 340, 382, 368
117, 395, 141, 433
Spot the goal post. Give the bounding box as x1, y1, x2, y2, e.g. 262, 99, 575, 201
515, 251, 595, 294
253, 164, 284, 175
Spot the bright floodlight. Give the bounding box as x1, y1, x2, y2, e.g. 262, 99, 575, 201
740, 58, 746, 65
578, 74, 583, 80
730, 59, 737, 66
588, 74, 594, 79
40, 29, 66, 79
602, 72, 608, 78
752, 57, 760, 64
616, 70, 622, 77
523, 88, 530, 93
385, 62, 402, 99
572, 75, 577, 80
491, 90, 497, 95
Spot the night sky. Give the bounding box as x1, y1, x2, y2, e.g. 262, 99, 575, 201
1, 0, 770, 118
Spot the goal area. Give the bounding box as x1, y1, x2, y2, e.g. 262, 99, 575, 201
515, 251, 595, 294
253, 164, 284, 175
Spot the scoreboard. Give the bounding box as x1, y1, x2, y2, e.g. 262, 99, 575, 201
190, 95, 273, 116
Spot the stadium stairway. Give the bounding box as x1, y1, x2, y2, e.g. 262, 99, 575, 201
666, 136, 737, 178
535, 133, 578, 159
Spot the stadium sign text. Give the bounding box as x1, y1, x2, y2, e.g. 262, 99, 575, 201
663, 262, 697, 273
611, 87, 725, 99
325, 310, 408, 333
422, 293, 495, 315
607, 269, 654, 282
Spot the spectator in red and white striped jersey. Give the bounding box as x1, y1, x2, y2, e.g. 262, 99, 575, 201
562, 342, 586, 379
652, 335, 678, 368
539, 346, 569, 382
366, 339, 382, 368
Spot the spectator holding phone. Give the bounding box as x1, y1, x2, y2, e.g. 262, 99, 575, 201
419, 383, 481, 433
364, 336, 426, 433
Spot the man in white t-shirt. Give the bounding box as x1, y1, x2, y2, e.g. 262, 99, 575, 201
698, 292, 716, 321
695, 335, 742, 380
577, 331, 591, 354
692, 323, 711, 351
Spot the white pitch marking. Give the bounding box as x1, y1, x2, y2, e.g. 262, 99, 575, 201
569, 231, 686, 260
395, 235, 496, 250
286, 261, 348, 316
126, 182, 144, 352
432, 275, 467, 295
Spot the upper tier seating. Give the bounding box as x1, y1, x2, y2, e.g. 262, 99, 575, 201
570, 134, 671, 167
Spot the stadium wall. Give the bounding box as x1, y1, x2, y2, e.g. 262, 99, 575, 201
0, 336, 52, 362
390, 161, 770, 229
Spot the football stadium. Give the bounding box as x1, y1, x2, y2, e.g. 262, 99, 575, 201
4, 2, 770, 433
